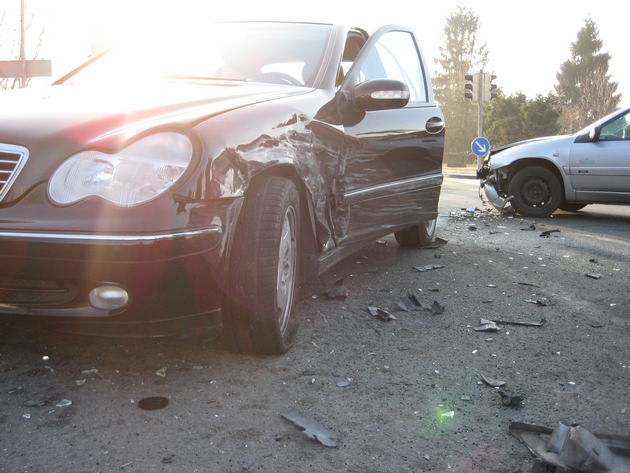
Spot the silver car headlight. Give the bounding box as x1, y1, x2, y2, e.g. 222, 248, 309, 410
48, 132, 193, 207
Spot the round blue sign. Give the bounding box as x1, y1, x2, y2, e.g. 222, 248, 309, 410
471, 137, 491, 156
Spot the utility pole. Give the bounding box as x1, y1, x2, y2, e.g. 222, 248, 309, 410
464, 70, 497, 166
20, 0, 26, 88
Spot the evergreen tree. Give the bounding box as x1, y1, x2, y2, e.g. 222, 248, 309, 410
555, 18, 621, 132
433, 5, 488, 164
484, 92, 560, 147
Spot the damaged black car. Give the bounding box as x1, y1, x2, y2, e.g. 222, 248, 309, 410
0, 22, 445, 354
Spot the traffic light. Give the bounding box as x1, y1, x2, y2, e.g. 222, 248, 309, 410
484, 74, 497, 101
464, 73, 479, 102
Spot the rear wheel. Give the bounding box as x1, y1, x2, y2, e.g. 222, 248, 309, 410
221, 175, 300, 355
394, 218, 437, 248
508, 166, 562, 218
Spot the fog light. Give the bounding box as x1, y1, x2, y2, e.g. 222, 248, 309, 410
89, 285, 129, 310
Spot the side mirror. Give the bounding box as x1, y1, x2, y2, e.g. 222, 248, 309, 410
588, 126, 599, 141
351, 79, 410, 112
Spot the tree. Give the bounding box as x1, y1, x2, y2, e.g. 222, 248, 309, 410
484, 92, 560, 147
433, 5, 488, 164
0, 3, 46, 90
555, 18, 621, 132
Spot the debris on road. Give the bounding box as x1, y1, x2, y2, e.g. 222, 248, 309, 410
475, 319, 500, 332
367, 306, 396, 321
517, 281, 542, 288
413, 264, 444, 272
498, 390, 523, 407
586, 273, 602, 280
325, 280, 351, 299
510, 421, 630, 472
481, 373, 506, 387
397, 294, 445, 315
540, 229, 561, 237
525, 299, 550, 306
336, 379, 352, 388
281, 409, 338, 448
493, 318, 546, 327
422, 237, 448, 249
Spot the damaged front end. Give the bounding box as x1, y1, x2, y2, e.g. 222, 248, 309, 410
477, 155, 513, 214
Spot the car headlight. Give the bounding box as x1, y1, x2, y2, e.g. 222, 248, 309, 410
48, 132, 193, 207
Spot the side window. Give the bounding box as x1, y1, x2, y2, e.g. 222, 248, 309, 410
600, 111, 630, 140
357, 31, 427, 103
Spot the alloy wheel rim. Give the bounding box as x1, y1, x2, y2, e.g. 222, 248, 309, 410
276, 205, 297, 336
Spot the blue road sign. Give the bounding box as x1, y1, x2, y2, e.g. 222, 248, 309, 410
471, 137, 491, 156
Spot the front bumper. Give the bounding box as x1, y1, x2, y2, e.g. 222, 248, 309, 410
479, 179, 508, 212
0, 226, 225, 338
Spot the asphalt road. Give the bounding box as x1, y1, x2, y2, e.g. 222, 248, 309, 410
441, 176, 630, 258
0, 175, 628, 473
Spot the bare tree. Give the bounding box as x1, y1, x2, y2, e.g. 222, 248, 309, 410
0, 4, 46, 90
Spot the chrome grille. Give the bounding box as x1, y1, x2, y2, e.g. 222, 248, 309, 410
0, 144, 29, 202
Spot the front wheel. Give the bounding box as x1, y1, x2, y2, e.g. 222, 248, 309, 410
507, 166, 562, 218
221, 176, 300, 355
394, 218, 437, 248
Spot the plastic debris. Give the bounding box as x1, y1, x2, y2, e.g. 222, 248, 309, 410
510, 421, 630, 473
422, 237, 448, 249
56, 399, 72, 408
540, 229, 561, 237
397, 295, 445, 315
525, 299, 549, 306
498, 390, 523, 407
161, 454, 176, 464
325, 283, 350, 300
367, 306, 396, 321
336, 379, 352, 388
281, 408, 338, 448
475, 319, 500, 332
413, 264, 444, 272
155, 367, 167, 377
586, 273, 602, 279
138, 396, 169, 410
481, 373, 506, 387
493, 318, 546, 327
517, 281, 542, 288
23, 399, 47, 407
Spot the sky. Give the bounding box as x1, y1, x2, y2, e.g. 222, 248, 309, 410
4, 0, 628, 106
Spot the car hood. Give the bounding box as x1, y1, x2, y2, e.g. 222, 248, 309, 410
488, 134, 574, 169
0, 81, 307, 153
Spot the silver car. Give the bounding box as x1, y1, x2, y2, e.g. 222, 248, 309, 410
477, 106, 630, 217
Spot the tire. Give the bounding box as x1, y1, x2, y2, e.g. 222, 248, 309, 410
559, 203, 587, 212
221, 176, 300, 355
507, 166, 562, 218
394, 218, 437, 248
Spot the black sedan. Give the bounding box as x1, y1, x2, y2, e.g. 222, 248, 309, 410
0, 22, 445, 354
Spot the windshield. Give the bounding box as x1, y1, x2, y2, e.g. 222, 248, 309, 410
58, 22, 333, 87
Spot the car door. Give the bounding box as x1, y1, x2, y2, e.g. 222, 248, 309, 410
334, 26, 445, 246
569, 109, 630, 200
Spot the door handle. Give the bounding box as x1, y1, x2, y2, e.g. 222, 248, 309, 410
426, 117, 445, 134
